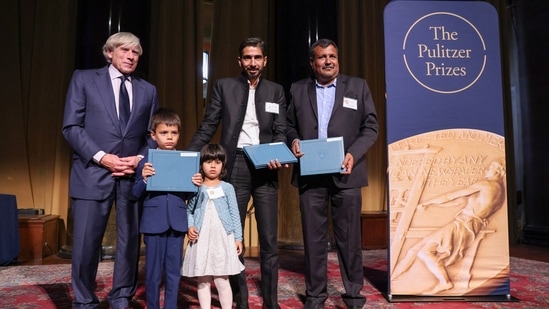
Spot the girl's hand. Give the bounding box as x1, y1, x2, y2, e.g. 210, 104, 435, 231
191, 173, 203, 187
235, 240, 243, 255
187, 226, 199, 241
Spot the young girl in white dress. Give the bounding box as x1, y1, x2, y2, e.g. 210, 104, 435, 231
181, 144, 245, 309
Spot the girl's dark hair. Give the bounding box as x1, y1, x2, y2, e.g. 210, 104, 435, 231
200, 144, 227, 179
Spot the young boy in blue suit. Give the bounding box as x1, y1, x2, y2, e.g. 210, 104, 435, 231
133, 108, 203, 309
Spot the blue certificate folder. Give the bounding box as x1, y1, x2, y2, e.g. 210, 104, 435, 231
146, 149, 200, 192
242, 142, 297, 169
299, 137, 345, 176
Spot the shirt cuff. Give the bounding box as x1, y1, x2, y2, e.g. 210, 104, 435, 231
93, 151, 106, 164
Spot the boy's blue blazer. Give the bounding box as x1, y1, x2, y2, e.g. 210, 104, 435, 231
132, 153, 194, 233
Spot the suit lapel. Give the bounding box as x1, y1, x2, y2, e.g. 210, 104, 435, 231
307, 79, 319, 121
94, 67, 121, 134
128, 76, 145, 131
332, 75, 347, 117
255, 85, 265, 122
236, 80, 249, 122
255, 81, 275, 124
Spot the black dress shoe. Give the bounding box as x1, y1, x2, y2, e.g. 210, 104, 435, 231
303, 300, 325, 309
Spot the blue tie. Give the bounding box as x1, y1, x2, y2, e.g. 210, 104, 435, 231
119, 75, 130, 130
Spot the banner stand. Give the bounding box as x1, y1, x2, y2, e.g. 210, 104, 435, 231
384, 1, 517, 302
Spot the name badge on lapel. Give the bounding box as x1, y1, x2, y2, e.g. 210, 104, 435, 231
207, 187, 225, 199
343, 97, 358, 110
265, 102, 279, 114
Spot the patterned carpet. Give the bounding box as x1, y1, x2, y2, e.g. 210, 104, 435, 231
0, 249, 548, 308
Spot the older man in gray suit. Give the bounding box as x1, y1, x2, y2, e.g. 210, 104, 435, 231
287, 38, 378, 309
62, 32, 159, 309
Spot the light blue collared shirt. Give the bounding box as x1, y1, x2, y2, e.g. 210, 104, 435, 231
316, 79, 337, 139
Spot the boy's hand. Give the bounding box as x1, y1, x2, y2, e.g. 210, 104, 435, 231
142, 162, 155, 179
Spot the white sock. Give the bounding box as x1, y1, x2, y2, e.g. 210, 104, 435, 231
214, 276, 232, 309
197, 276, 212, 309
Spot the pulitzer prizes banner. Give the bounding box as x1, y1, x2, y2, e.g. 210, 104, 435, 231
384, 0, 511, 300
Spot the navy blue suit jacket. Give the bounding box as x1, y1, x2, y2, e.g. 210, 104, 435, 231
62, 65, 159, 200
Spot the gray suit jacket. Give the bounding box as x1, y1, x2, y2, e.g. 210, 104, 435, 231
188, 74, 287, 180
286, 74, 379, 188
62, 65, 160, 200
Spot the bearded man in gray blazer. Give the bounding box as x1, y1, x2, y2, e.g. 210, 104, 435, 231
287, 38, 379, 309
188, 37, 285, 309
62, 32, 159, 309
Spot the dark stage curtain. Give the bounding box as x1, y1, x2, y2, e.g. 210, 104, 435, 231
0, 0, 525, 249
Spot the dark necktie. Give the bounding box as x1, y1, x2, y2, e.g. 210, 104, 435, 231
119, 75, 131, 130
